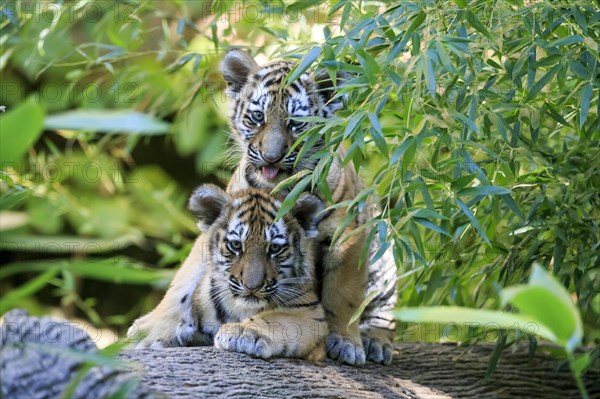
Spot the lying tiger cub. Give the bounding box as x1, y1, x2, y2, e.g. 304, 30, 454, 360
128, 184, 328, 361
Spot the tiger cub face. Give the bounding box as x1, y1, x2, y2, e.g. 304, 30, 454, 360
220, 50, 345, 189
189, 184, 323, 315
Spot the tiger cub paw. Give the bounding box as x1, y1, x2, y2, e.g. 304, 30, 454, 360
360, 327, 394, 365
215, 322, 275, 359
127, 312, 196, 349
326, 333, 366, 366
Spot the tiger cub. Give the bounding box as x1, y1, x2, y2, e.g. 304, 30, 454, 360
128, 185, 327, 361
220, 50, 397, 365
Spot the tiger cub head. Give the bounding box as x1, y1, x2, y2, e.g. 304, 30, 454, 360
220, 50, 346, 189
189, 184, 323, 311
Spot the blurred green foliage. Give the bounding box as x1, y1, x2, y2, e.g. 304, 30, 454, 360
0, 0, 598, 364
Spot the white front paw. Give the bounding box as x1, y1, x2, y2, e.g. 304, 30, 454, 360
128, 314, 196, 349
215, 323, 274, 359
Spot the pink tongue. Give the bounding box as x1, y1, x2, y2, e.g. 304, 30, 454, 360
262, 166, 279, 180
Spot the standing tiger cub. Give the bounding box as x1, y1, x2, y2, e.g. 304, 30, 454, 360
128, 185, 328, 361
221, 50, 397, 365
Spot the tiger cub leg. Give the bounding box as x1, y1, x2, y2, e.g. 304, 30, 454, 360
214, 305, 328, 361
127, 236, 207, 348
360, 243, 397, 365
320, 236, 369, 366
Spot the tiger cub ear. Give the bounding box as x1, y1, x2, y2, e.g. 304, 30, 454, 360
189, 184, 230, 232
220, 49, 259, 97
290, 193, 324, 238
312, 70, 348, 117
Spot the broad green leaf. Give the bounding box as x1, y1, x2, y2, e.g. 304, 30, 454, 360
579, 83, 592, 129
274, 175, 311, 222
368, 112, 388, 157
405, 11, 426, 39
0, 99, 45, 165
457, 186, 512, 197
545, 102, 571, 127
44, 110, 170, 134
525, 64, 562, 101
414, 218, 451, 237
343, 112, 365, 139
424, 54, 436, 96
466, 11, 493, 41
546, 35, 584, 48
286, 46, 321, 84
395, 307, 557, 343
390, 136, 415, 164
501, 265, 583, 353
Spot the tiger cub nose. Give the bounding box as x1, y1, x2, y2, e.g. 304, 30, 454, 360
243, 272, 266, 291
262, 152, 284, 164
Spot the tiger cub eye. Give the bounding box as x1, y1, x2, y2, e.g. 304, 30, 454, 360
251, 111, 264, 124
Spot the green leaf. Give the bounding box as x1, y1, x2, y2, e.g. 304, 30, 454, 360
0, 233, 143, 252
525, 64, 561, 101
424, 54, 436, 96
486, 332, 507, 378
0, 259, 172, 286
501, 264, 583, 353
286, 46, 321, 84
271, 169, 311, 194
274, 175, 311, 222
390, 136, 415, 164
348, 290, 378, 327
395, 306, 557, 343
579, 83, 592, 129
0, 269, 59, 314
405, 11, 426, 39
456, 198, 490, 244
457, 186, 512, 197
545, 102, 571, 127
367, 112, 388, 157
0, 187, 30, 211
0, 99, 45, 165
414, 218, 451, 237
546, 35, 584, 48
44, 110, 170, 135
466, 11, 493, 41
343, 112, 365, 139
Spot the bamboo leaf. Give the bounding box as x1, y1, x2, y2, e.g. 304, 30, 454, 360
579, 83, 592, 129
286, 46, 321, 84
456, 198, 490, 244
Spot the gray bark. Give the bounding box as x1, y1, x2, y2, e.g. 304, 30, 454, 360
0, 309, 162, 399
122, 344, 599, 399
2, 309, 598, 399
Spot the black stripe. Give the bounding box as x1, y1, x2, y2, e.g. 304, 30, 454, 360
210, 279, 228, 323
317, 209, 335, 226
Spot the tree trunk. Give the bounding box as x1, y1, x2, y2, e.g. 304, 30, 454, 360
122, 344, 599, 399
2, 310, 598, 399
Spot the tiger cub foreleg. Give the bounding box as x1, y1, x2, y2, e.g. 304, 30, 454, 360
127, 235, 208, 348
319, 233, 369, 366
214, 304, 328, 361
359, 240, 397, 365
